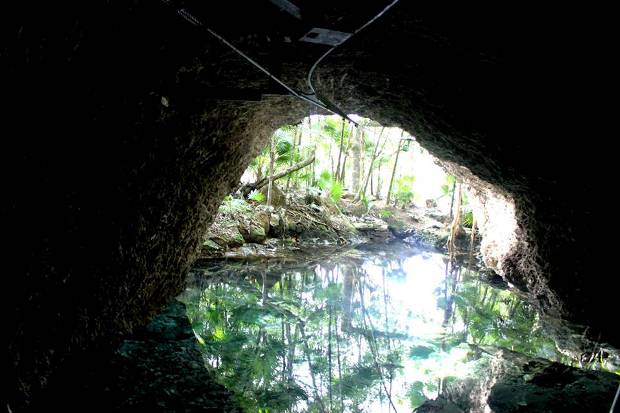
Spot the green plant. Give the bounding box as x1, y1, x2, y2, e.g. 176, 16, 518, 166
462, 210, 474, 228
396, 190, 414, 206
440, 175, 456, 198
360, 192, 369, 211
330, 180, 343, 203
316, 169, 343, 203
249, 189, 266, 203
379, 209, 394, 219
219, 195, 252, 216
318, 170, 332, 188
395, 175, 415, 207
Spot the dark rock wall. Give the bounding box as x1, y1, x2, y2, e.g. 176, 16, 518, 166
1, 1, 614, 408
415, 349, 620, 413
32, 300, 242, 411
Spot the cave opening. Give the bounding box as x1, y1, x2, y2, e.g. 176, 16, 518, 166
176, 115, 619, 412
3, 1, 620, 411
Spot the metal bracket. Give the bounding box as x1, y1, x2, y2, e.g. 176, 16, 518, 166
299, 28, 352, 46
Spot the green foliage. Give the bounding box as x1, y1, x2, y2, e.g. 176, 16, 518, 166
396, 190, 414, 206
379, 209, 394, 219
318, 170, 332, 186
181, 244, 576, 413
219, 196, 252, 216
340, 365, 381, 399
317, 169, 343, 203
248, 190, 266, 203
406, 381, 427, 409
395, 175, 415, 207
321, 116, 350, 142
330, 180, 343, 203
462, 210, 474, 228
440, 175, 456, 198
360, 193, 369, 211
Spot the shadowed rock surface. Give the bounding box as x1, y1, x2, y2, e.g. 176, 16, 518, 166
33, 301, 242, 412
1, 1, 615, 409
414, 349, 620, 413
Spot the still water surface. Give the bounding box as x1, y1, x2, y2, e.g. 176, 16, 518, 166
181, 243, 561, 412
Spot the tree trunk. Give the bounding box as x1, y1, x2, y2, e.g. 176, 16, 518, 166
370, 171, 374, 196
267, 135, 275, 207
341, 267, 354, 331
376, 164, 382, 198
329, 141, 335, 177
335, 314, 344, 413
374, 131, 389, 198
335, 117, 346, 184
358, 278, 399, 413
351, 125, 362, 194
448, 183, 462, 260
338, 123, 354, 183
358, 126, 385, 200
240, 156, 315, 196
299, 322, 326, 413
286, 124, 300, 193
386, 130, 405, 205
328, 303, 333, 411
448, 179, 457, 221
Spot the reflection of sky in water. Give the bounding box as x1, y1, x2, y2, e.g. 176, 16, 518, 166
185, 247, 557, 412
359, 253, 475, 411
365, 253, 446, 338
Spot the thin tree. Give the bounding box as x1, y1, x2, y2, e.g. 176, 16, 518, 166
240, 155, 315, 197
338, 123, 355, 183
266, 134, 275, 207
335, 117, 346, 184
357, 275, 399, 413
299, 322, 326, 413
285, 124, 301, 193
448, 183, 463, 262
328, 296, 333, 412
448, 178, 457, 221
382, 267, 394, 408
335, 313, 344, 413
357, 126, 385, 201
373, 134, 390, 197
386, 130, 405, 205
351, 125, 364, 194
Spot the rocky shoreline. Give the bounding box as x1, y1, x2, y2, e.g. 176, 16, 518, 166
199, 192, 479, 261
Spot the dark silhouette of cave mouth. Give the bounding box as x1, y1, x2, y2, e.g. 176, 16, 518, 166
2, 1, 615, 409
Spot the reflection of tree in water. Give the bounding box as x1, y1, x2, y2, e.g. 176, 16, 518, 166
182, 248, 566, 412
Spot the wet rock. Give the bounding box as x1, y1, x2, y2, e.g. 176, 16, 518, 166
479, 269, 509, 289
209, 224, 245, 249
320, 194, 340, 214
34, 301, 242, 412
268, 211, 287, 237
352, 217, 392, 242
202, 239, 223, 254
426, 199, 438, 208
239, 222, 267, 244
105, 301, 242, 412
260, 184, 286, 207
304, 193, 322, 206
416, 349, 620, 413
255, 210, 271, 234
346, 201, 368, 217
414, 397, 464, 413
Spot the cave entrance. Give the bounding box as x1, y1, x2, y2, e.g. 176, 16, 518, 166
204, 114, 475, 253
175, 115, 613, 412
